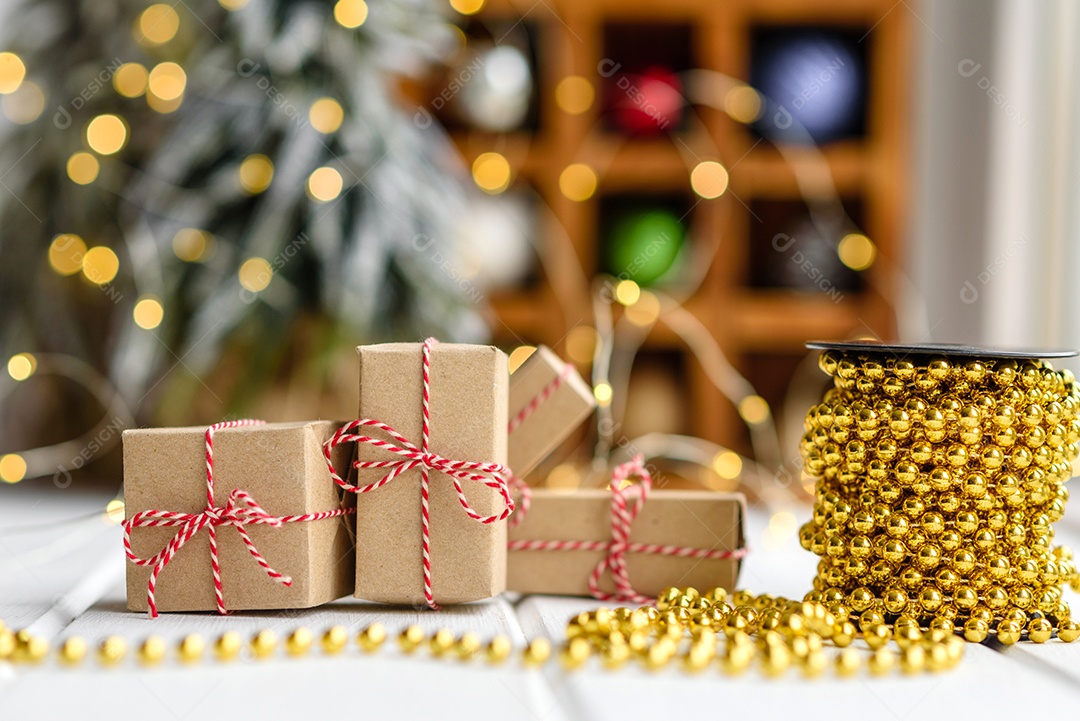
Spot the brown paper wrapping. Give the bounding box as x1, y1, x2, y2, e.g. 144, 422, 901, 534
123, 421, 356, 613
507, 490, 745, 598
355, 342, 509, 605
508, 346, 595, 479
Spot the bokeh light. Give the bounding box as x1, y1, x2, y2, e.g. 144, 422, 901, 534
133, 296, 164, 329
148, 62, 186, 102
837, 232, 876, 271
555, 76, 594, 115
0, 52, 26, 94
0, 454, 27, 484
172, 228, 214, 262
449, 0, 484, 15
559, 163, 598, 202
546, 464, 581, 491
565, 326, 599, 365
113, 63, 149, 98
690, 161, 729, 199
1, 81, 44, 124
712, 450, 742, 480
86, 114, 128, 155
334, 0, 369, 28
738, 394, 770, 425
66, 152, 100, 185
7, 353, 36, 381
82, 246, 120, 285
624, 289, 661, 326
309, 97, 344, 134
724, 85, 762, 124
593, 382, 613, 406
307, 167, 344, 202
239, 154, 274, 194
239, 257, 272, 292
471, 152, 511, 194
137, 4, 181, 46
49, 234, 86, 275
508, 345, 536, 374
614, 279, 640, 306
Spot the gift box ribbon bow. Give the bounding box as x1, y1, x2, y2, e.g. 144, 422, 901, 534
324, 337, 515, 610
508, 455, 750, 605
124, 419, 354, 618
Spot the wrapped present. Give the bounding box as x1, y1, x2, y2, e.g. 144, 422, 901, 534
123, 420, 356, 617
325, 338, 512, 608
508, 345, 595, 480
507, 457, 747, 602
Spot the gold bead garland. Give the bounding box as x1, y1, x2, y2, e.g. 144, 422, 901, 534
3, 584, 1013, 677
800, 350, 1080, 641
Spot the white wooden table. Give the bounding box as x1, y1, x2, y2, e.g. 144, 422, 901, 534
3, 483, 1080, 719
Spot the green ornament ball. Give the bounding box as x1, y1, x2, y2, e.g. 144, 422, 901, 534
606, 209, 686, 286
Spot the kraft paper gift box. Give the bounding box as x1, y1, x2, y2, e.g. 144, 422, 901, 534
351, 341, 510, 605
123, 421, 356, 615
507, 486, 746, 599
508, 345, 595, 479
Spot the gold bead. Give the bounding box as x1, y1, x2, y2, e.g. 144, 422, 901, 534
863, 623, 892, 650
963, 619, 989, 643
926, 643, 951, 672
16, 634, 49, 663
523, 638, 551, 667
558, 637, 591, 670
455, 632, 481, 661
485, 635, 512, 664
59, 636, 87, 665
429, 628, 455, 657
285, 627, 313, 657
719, 644, 753, 675
321, 625, 348, 654
177, 633, 206, 663
1057, 619, 1080, 642
900, 645, 926, 674
996, 620, 1022, 645
214, 631, 242, 661
1028, 618, 1053, 643
601, 641, 631, 669
359, 623, 387, 652
867, 648, 896, 676
801, 649, 827, 678
99, 635, 128, 666
832, 621, 856, 647
250, 629, 278, 659
0, 629, 14, 660
396, 625, 425, 653
835, 648, 860, 677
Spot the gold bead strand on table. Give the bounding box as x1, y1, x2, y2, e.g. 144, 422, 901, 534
799, 350, 1080, 640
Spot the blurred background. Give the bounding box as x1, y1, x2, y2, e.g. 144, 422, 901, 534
1, 0, 1076, 517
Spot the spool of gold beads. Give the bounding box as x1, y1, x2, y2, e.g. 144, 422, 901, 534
799, 341, 1080, 644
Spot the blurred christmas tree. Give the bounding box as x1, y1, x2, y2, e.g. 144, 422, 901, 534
0, 0, 484, 456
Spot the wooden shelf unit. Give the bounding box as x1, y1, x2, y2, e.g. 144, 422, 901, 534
443, 0, 909, 454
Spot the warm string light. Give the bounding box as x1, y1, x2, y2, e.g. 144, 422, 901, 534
471, 152, 511, 194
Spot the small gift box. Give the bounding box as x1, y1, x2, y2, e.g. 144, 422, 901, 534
508, 345, 595, 480
507, 457, 747, 602
123, 420, 356, 616
326, 339, 511, 608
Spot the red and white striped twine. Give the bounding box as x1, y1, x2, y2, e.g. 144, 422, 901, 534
123, 419, 355, 618
507, 357, 573, 434
504, 353, 574, 526
507, 455, 749, 605
324, 338, 515, 610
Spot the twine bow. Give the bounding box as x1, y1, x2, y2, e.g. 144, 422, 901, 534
324, 337, 515, 610
124, 419, 354, 618
508, 455, 749, 605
